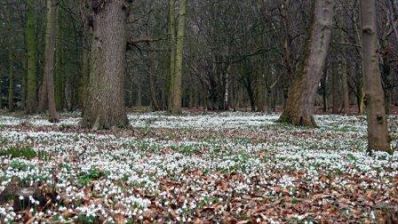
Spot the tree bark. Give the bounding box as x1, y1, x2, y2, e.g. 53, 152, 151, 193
167, 0, 176, 111
224, 68, 230, 111
360, 0, 392, 154
356, 64, 366, 114
38, 79, 48, 113
136, 83, 142, 107
341, 58, 350, 114
279, 0, 334, 127
55, 4, 65, 111
381, 39, 393, 115
25, 0, 38, 114
82, 0, 129, 129
148, 49, 160, 111
44, 0, 59, 123
255, 67, 266, 112
331, 65, 340, 114
321, 67, 328, 113
78, 0, 92, 111
8, 50, 14, 112
0, 69, 2, 109
168, 0, 187, 114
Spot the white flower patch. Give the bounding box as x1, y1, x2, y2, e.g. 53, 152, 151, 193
128, 112, 280, 130
0, 113, 397, 222
278, 175, 296, 188
0, 114, 80, 127
76, 203, 107, 218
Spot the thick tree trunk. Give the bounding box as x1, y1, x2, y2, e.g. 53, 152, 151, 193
168, 0, 187, 114
44, 0, 59, 123
25, 0, 38, 114
82, 0, 129, 129
279, 0, 334, 127
360, 0, 392, 154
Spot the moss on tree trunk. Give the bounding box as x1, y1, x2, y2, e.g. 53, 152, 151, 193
168, 0, 187, 114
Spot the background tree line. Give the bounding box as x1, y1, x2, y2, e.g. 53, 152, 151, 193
0, 0, 397, 151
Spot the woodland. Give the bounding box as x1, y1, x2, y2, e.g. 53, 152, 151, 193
0, 0, 398, 223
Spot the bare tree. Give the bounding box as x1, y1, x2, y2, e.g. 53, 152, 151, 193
43, 0, 59, 122
168, 0, 187, 114
279, 0, 335, 127
360, 0, 392, 154
25, 0, 38, 114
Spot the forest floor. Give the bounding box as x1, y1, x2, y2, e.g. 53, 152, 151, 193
0, 112, 397, 223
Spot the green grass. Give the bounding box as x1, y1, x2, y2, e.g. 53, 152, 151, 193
346, 153, 357, 162
172, 144, 200, 155
10, 160, 31, 171
78, 168, 106, 186
76, 214, 96, 224
0, 146, 37, 159
0, 146, 51, 161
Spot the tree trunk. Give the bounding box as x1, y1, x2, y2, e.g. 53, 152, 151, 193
25, 0, 38, 114
55, 5, 64, 111
357, 87, 365, 113
78, 0, 92, 111
167, 0, 176, 111
79, 45, 90, 110
44, 0, 59, 123
245, 78, 256, 112
341, 58, 350, 114
255, 69, 266, 112
8, 50, 14, 112
360, 0, 392, 154
38, 74, 48, 113
331, 65, 340, 114
279, 0, 334, 127
148, 49, 160, 111
0, 69, 2, 108
82, 0, 129, 129
224, 69, 230, 110
128, 78, 134, 107
321, 67, 328, 113
136, 83, 142, 107
381, 40, 393, 115
357, 64, 366, 114
168, 0, 187, 114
